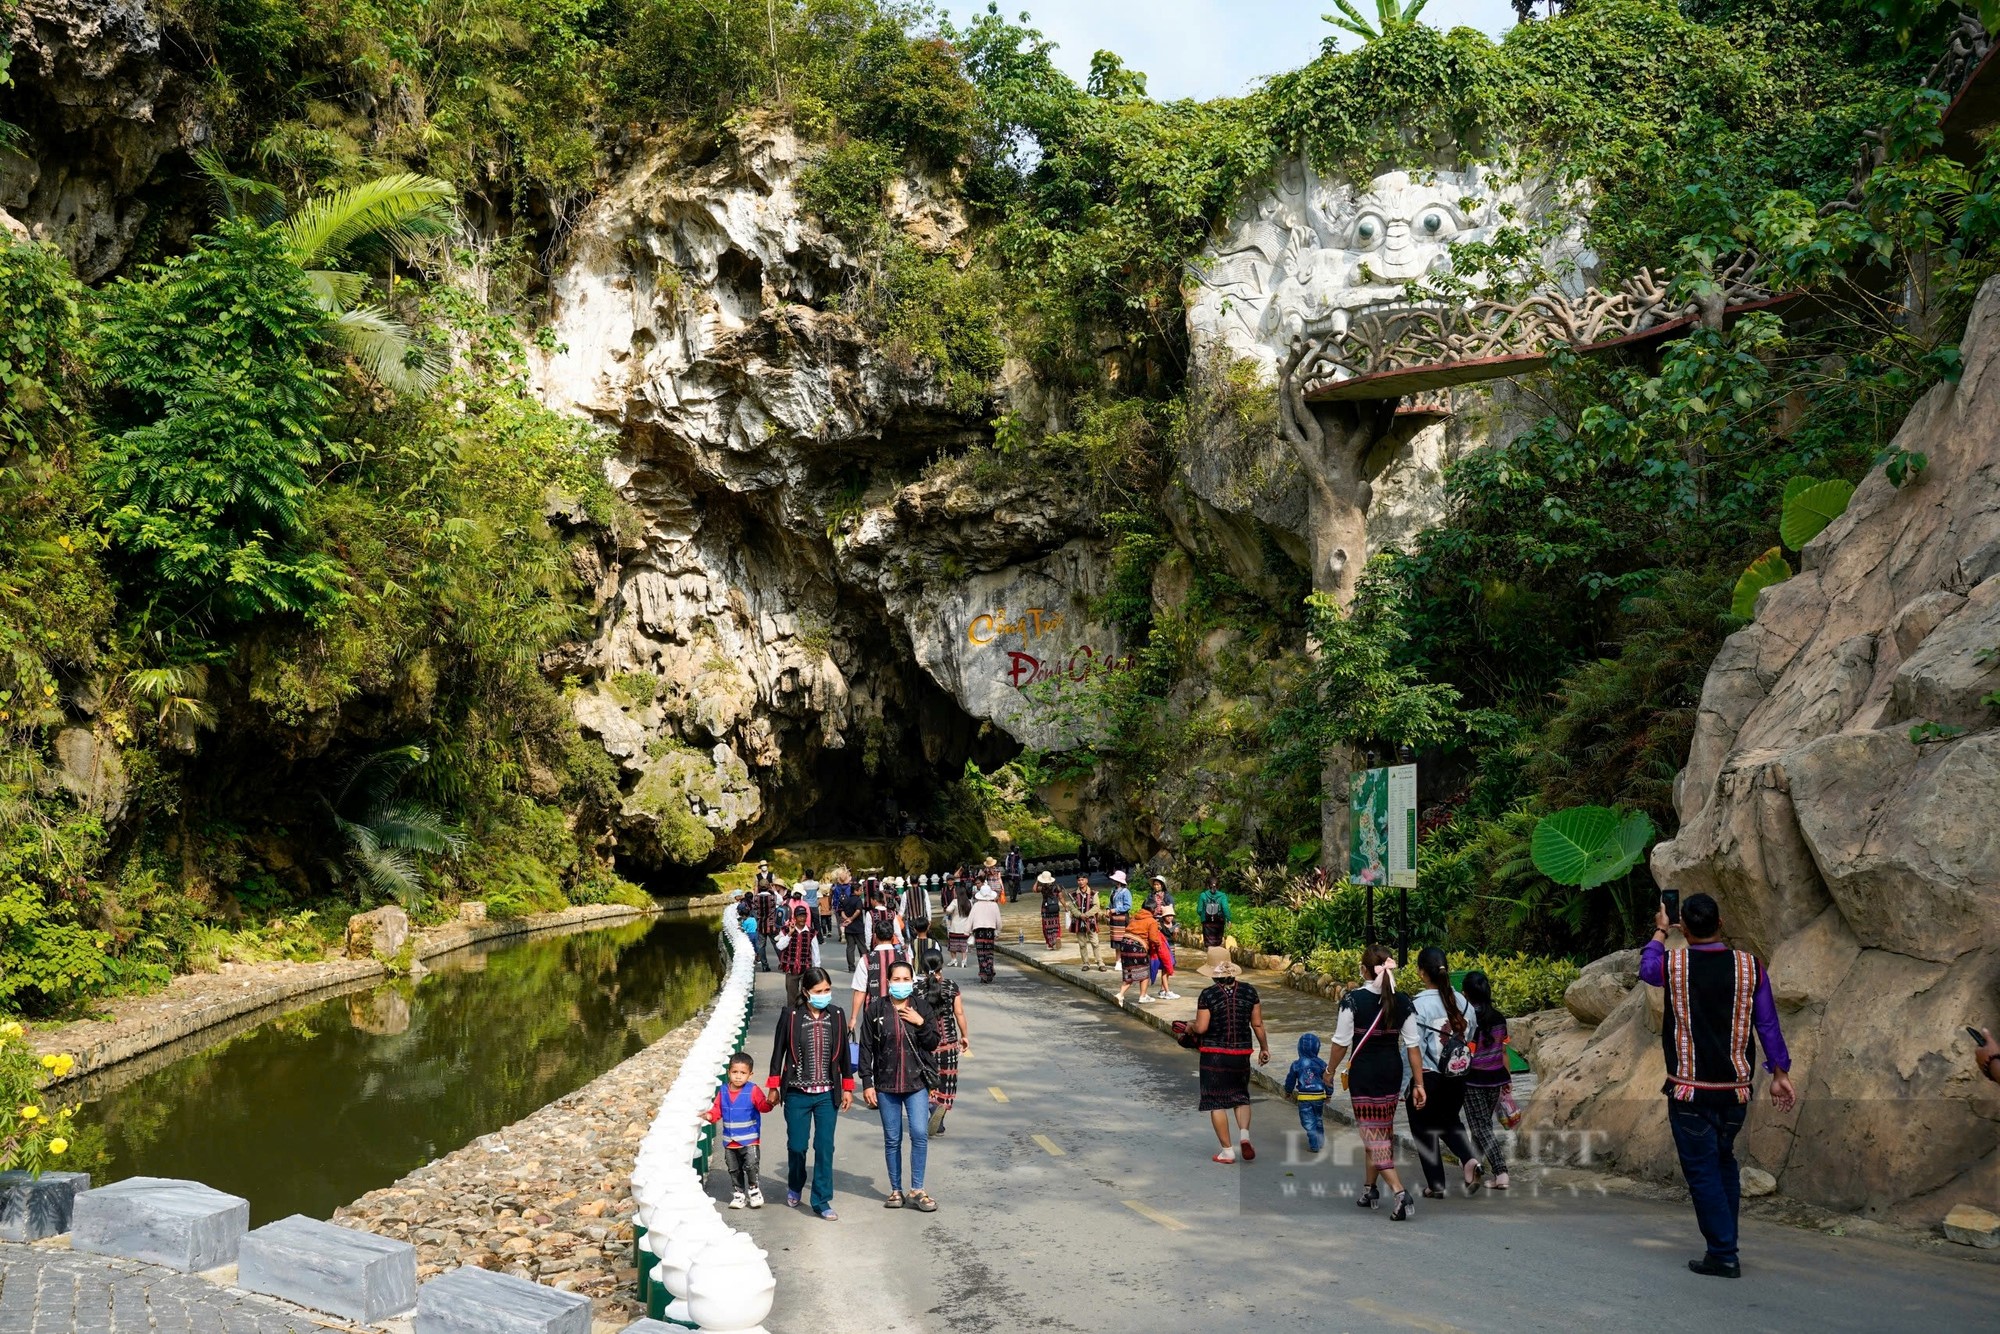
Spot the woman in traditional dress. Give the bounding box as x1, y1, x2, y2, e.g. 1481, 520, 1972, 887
1037, 871, 1063, 949
1116, 903, 1166, 1005
919, 949, 970, 1134
943, 889, 971, 967
1197, 875, 1231, 949
968, 880, 1003, 983
1190, 956, 1269, 1163
1324, 944, 1425, 1221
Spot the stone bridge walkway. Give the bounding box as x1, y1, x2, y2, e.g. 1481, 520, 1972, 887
0, 1244, 349, 1334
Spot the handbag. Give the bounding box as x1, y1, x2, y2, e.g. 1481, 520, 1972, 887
1171, 1019, 1200, 1050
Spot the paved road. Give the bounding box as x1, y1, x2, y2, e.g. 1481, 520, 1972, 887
741, 952, 1996, 1334
0, 1247, 331, 1334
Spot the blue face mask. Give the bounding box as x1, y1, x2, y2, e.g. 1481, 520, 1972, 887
888, 981, 915, 1000
807, 991, 833, 1010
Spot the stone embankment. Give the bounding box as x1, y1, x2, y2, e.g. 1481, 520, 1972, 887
332, 1006, 707, 1326
31, 902, 697, 1081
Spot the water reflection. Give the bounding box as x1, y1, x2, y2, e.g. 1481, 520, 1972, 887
80, 912, 724, 1225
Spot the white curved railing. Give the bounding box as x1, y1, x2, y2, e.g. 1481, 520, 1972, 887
630, 909, 774, 1331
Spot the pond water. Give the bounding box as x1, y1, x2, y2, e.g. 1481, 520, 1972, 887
73, 911, 724, 1225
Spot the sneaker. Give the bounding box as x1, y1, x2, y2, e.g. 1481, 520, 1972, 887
1390, 1191, 1415, 1221
728, 1191, 747, 1210
1688, 1256, 1741, 1279
1159, 989, 1181, 999
747, 1188, 764, 1209
1135, 994, 1155, 1004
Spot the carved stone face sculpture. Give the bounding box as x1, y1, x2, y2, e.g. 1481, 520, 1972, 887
1188, 159, 1568, 376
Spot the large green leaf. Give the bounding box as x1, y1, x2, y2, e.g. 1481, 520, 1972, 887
1531, 805, 1654, 888
1731, 546, 1792, 619
1779, 478, 1856, 550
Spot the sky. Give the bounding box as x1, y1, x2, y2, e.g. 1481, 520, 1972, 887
931, 1, 1525, 104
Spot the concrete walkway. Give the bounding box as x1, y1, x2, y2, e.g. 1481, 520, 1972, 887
735, 938, 1994, 1334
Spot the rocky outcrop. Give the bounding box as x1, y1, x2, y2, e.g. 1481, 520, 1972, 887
1525, 277, 2000, 1221
1, 0, 206, 279
533, 121, 1082, 867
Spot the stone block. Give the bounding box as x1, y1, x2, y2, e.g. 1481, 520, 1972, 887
346, 904, 412, 960
1943, 1203, 2000, 1248
0, 1170, 91, 1242
238, 1214, 417, 1322
460, 900, 488, 923
415, 1265, 592, 1334
71, 1176, 248, 1271
619, 1323, 686, 1334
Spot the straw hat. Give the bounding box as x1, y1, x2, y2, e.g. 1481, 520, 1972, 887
1036, 870, 1056, 885
1201, 947, 1241, 979
983, 856, 998, 869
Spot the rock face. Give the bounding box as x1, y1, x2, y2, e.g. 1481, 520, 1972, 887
1527, 276, 2000, 1220
1, 0, 206, 279
532, 121, 1089, 867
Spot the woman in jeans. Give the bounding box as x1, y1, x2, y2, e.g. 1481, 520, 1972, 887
1409, 946, 1483, 1198
766, 966, 854, 1221
858, 959, 942, 1211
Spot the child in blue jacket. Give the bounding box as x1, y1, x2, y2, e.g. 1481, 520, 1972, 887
1284, 1032, 1330, 1153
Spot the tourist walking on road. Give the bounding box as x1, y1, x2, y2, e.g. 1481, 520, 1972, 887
777, 901, 820, 1008
919, 949, 970, 1134
859, 960, 941, 1212
705, 1052, 776, 1208
755, 880, 781, 970
968, 881, 1003, 983
1191, 956, 1268, 1163
943, 891, 970, 967
1460, 970, 1515, 1190
1197, 876, 1231, 949
1326, 946, 1424, 1220
1284, 1033, 1330, 1153
1071, 874, 1103, 970
1116, 903, 1166, 1005
902, 876, 932, 949
1409, 947, 1482, 1198
839, 890, 866, 971
1106, 870, 1132, 957
1144, 876, 1179, 998
1038, 871, 1064, 949
851, 918, 906, 1014
1641, 892, 1795, 1278
767, 967, 854, 1221
1004, 847, 1024, 902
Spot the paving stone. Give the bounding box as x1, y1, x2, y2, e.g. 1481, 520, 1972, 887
71, 1178, 248, 1273
238, 1214, 417, 1322
414, 1266, 592, 1334
0, 1173, 91, 1243
619, 1321, 686, 1333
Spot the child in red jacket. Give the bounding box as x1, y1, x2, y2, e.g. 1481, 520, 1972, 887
706, 1052, 778, 1208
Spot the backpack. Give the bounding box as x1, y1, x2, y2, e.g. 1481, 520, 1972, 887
1426, 1017, 1473, 1077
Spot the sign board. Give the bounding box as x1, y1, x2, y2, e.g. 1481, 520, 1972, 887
1349, 764, 1418, 887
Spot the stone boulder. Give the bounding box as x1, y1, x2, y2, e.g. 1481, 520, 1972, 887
51, 726, 126, 821
345, 906, 411, 962
1529, 275, 2000, 1222
1564, 948, 1641, 1026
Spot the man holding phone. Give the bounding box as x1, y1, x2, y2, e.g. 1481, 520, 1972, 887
1639, 890, 1796, 1279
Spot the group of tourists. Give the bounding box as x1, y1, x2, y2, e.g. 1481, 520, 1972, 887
728, 853, 1792, 1282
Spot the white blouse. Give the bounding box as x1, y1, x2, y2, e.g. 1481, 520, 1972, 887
1331, 976, 1422, 1049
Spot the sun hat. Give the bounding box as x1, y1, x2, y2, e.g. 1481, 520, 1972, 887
1150, 873, 1166, 885
1201, 948, 1240, 978
1036, 871, 1056, 885
1109, 870, 1127, 886
984, 856, 998, 869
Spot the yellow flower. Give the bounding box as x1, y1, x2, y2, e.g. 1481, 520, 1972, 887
18, 1105, 39, 1121
0, 1020, 22, 1039
53, 1054, 74, 1076
47, 1138, 67, 1155
40, 1054, 57, 1069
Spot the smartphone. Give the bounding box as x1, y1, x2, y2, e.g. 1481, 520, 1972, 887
1661, 889, 1681, 925
1970, 1027, 1989, 1046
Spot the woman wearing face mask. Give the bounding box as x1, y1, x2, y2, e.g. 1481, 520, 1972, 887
766, 966, 855, 1221
858, 960, 942, 1211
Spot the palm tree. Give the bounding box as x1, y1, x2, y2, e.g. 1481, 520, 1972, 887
326, 744, 463, 910
196, 151, 455, 393
1324, 0, 1432, 44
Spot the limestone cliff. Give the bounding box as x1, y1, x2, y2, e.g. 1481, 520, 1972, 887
1523, 277, 2000, 1220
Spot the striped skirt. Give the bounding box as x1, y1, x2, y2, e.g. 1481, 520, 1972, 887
934, 1037, 962, 1110
1352, 1093, 1401, 1169
1197, 1049, 1252, 1111
973, 927, 997, 981
1041, 911, 1062, 948
947, 931, 969, 956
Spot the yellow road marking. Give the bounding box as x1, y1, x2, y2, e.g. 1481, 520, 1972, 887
1031, 1134, 1065, 1157
1119, 1199, 1188, 1231
988, 1086, 1009, 1103
1348, 1298, 1471, 1334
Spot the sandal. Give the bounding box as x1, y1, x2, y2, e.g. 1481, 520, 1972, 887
1464, 1161, 1484, 1195
883, 1191, 905, 1209
1422, 1187, 1446, 1199
818, 1208, 839, 1221
1492, 1172, 1510, 1190
1356, 1183, 1380, 1209
1239, 1139, 1256, 1162
910, 1191, 938, 1212
1390, 1191, 1415, 1222
1211, 1150, 1235, 1164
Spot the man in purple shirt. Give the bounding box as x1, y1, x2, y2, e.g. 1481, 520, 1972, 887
1640, 891, 1796, 1279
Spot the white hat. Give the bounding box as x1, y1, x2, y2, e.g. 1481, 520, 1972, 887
1110, 870, 1127, 886
975, 886, 999, 901
1036, 871, 1056, 885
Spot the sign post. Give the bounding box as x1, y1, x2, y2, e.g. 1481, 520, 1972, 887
1352, 763, 1418, 959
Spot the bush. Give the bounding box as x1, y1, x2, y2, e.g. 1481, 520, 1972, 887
0, 1020, 79, 1176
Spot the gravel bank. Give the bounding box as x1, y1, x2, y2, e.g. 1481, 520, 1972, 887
332, 1005, 708, 1326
